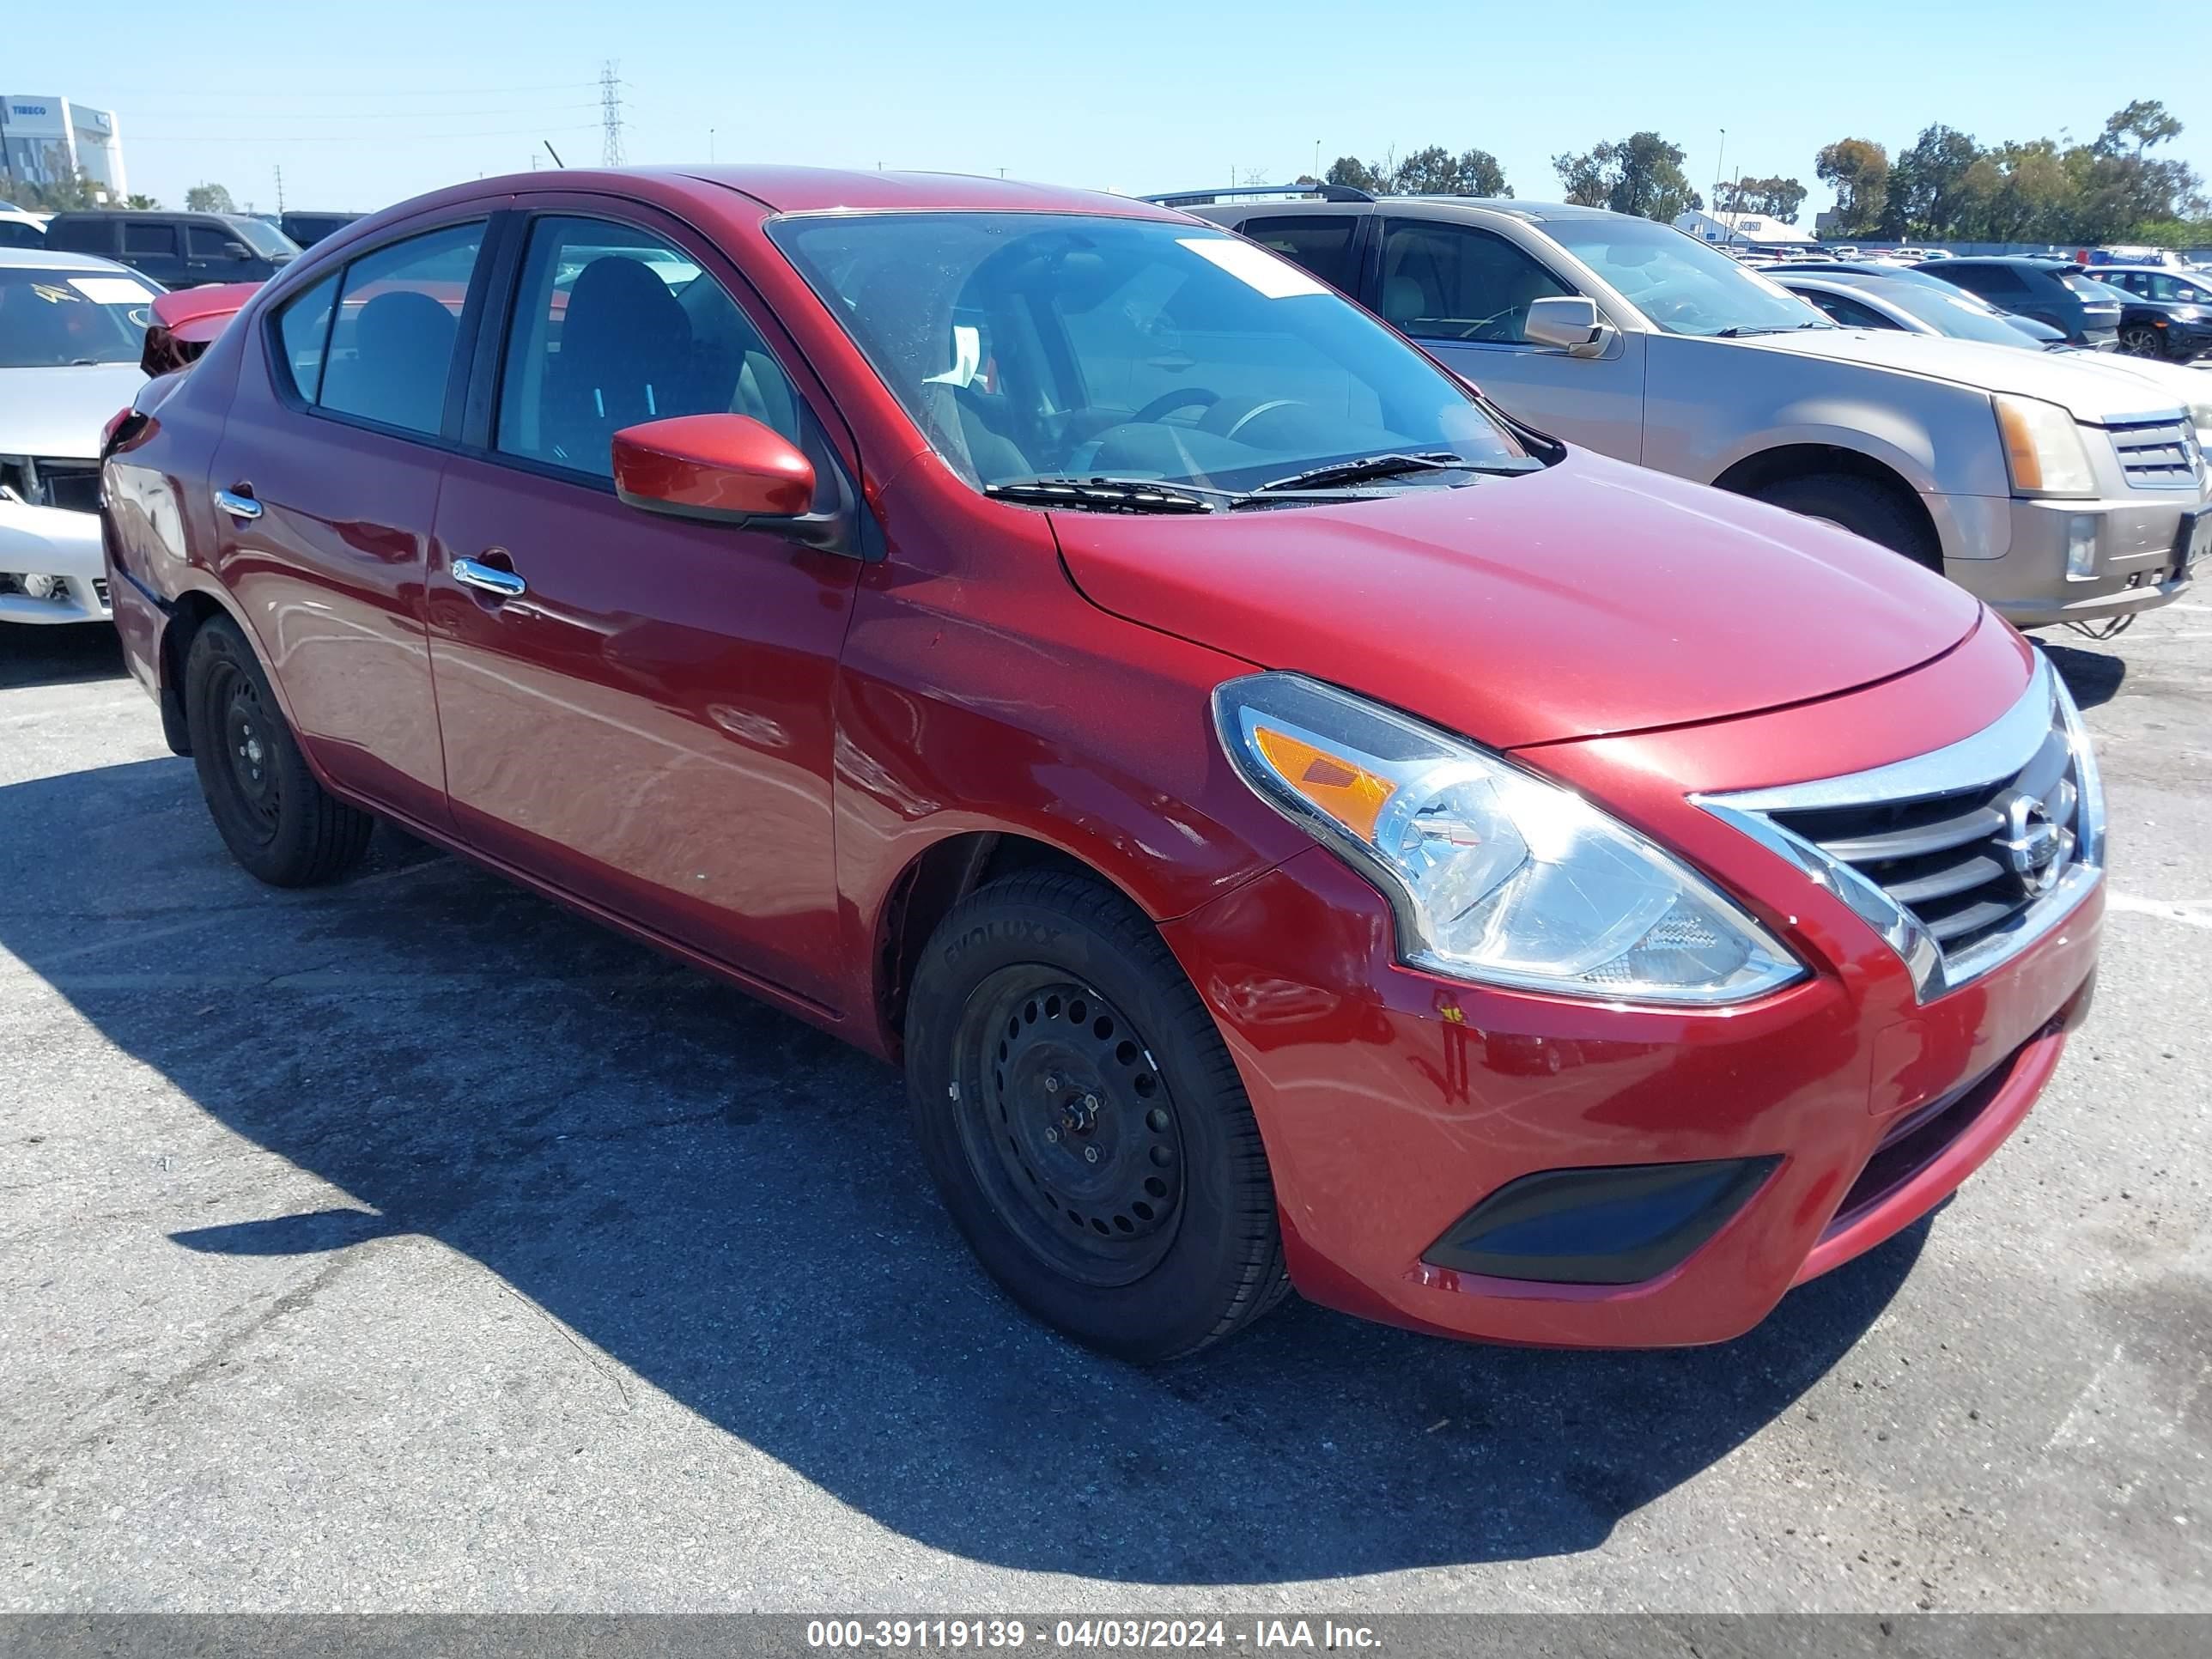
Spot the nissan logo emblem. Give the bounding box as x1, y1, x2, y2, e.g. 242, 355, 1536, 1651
1999, 789, 2071, 895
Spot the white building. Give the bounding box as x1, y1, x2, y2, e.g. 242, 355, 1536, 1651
1, 96, 128, 201
1674, 209, 1813, 251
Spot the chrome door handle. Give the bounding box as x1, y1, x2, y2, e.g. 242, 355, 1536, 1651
452, 556, 526, 599
215, 486, 261, 521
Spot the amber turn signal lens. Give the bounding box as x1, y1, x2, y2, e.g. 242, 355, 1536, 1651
1251, 725, 1396, 842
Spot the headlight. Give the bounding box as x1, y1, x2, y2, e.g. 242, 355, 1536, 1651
1214, 674, 1805, 1005
1995, 395, 2097, 496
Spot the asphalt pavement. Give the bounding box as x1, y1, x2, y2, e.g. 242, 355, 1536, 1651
1, 609, 2206, 1613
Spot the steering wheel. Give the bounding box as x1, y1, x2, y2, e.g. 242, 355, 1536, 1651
1130, 388, 1222, 425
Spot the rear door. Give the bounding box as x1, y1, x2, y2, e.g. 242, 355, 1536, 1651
1370, 215, 1645, 457
424, 201, 860, 1007
206, 211, 495, 830
118, 219, 186, 289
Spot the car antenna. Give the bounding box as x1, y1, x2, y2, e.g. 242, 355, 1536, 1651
543, 140, 566, 168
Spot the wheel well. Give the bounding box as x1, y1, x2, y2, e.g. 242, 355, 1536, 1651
1711, 444, 1941, 565
874, 832, 1133, 1055
157, 590, 226, 757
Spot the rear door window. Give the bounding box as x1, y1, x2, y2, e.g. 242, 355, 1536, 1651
1236, 215, 1362, 295
123, 222, 177, 258
316, 221, 485, 436
1949, 264, 2026, 297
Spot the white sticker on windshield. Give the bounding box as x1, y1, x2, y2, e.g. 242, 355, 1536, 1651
923, 323, 982, 387
1177, 237, 1328, 299
70, 276, 156, 305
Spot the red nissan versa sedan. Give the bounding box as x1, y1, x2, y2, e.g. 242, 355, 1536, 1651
100, 167, 2105, 1363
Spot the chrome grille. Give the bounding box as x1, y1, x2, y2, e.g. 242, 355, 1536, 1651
1698, 655, 2104, 1002
2110, 417, 2201, 490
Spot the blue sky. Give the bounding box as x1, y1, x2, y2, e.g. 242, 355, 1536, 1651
14, 1, 2209, 219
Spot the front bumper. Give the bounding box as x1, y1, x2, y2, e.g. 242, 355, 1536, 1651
1162, 635, 2100, 1348
1942, 492, 2199, 629
0, 501, 111, 625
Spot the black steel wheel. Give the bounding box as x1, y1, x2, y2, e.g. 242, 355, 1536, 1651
906, 870, 1290, 1362
954, 969, 1186, 1286
184, 615, 374, 887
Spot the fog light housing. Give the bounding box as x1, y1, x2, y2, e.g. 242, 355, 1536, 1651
2065, 516, 2099, 580
20, 573, 67, 601
1422, 1156, 1782, 1285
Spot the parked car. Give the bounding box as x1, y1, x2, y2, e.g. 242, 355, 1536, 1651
1920, 258, 2122, 348
1, 247, 160, 623
2083, 265, 2212, 361
101, 165, 2108, 1361
1776, 269, 2212, 453
1180, 188, 2203, 629
44, 210, 299, 289
279, 210, 361, 250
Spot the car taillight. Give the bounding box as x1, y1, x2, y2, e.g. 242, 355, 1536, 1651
100, 406, 149, 458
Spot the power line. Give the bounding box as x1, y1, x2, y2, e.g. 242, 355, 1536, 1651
127, 124, 601, 144
600, 61, 624, 167
122, 102, 604, 127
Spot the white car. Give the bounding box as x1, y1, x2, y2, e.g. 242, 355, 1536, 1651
1, 247, 156, 625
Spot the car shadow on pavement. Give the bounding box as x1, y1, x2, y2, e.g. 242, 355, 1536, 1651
1, 755, 1926, 1583
2043, 643, 2126, 710
0, 625, 126, 691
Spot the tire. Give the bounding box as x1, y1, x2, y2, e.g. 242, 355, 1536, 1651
904, 871, 1291, 1362
2118, 324, 2166, 359
1751, 471, 1942, 573
183, 614, 374, 887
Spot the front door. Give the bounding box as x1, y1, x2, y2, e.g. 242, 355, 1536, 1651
426, 210, 859, 1008
1370, 216, 1647, 462
208, 214, 492, 830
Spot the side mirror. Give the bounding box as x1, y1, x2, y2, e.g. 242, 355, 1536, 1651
1525, 295, 1613, 358
228, 244, 255, 261
612, 413, 815, 524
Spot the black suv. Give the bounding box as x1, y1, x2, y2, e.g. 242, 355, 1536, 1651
1918, 257, 2121, 347
42, 210, 299, 289
2087, 265, 2212, 361
278, 210, 360, 250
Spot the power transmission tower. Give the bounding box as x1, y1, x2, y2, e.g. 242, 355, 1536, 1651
599, 61, 624, 167
273, 164, 284, 212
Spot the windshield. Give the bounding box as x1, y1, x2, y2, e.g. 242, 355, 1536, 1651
1826, 274, 2040, 346
0, 266, 155, 367
227, 216, 298, 258
768, 212, 1526, 494
1542, 216, 1831, 337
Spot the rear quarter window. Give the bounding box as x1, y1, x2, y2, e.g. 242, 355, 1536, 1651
273, 272, 340, 402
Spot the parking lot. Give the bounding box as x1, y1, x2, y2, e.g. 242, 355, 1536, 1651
1, 610, 2206, 1613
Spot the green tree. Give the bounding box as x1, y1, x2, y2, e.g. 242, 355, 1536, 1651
1717, 175, 1807, 223
1814, 138, 1889, 235
1552, 132, 1701, 220
185, 182, 236, 213
1386, 144, 1510, 197
1324, 155, 1386, 194
2099, 99, 2183, 158
125, 193, 160, 210
1881, 124, 1980, 238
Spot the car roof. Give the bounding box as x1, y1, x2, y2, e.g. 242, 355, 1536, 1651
638, 165, 1179, 220
0, 246, 137, 274
1934, 255, 2066, 269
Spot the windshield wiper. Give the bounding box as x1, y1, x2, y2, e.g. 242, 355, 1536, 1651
1249, 452, 1534, 495
983, 477, 1222, 514
1716, 320, 1833, 338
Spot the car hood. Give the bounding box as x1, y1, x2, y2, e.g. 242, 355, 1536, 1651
1054, 450, 1983, 751
1743, 328, 2185, 423
0, 363, 148, 459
